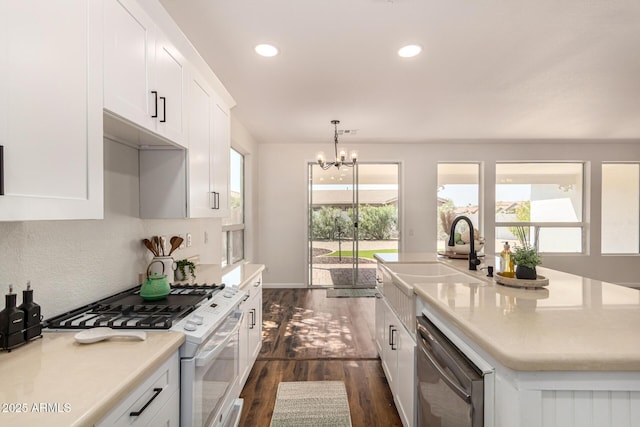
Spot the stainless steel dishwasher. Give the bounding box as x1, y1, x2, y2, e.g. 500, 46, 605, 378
417, 314, 484, 427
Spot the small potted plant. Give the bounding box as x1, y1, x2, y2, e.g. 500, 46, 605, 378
512, 246, 542, 280
175, 259, 196, 281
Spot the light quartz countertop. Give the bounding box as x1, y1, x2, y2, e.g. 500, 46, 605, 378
0, 331, 184, 427
376, 252, 640, 371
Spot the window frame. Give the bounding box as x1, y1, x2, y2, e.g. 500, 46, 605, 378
222, 148, 245, 267
494, 161, 587, 254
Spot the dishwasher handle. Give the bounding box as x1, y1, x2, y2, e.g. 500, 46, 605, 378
418, 337, 471, 402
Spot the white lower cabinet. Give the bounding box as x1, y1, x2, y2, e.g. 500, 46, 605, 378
0, 0, 103, 221
95, 352, 179, 427
376, 296, 415, 427
238, 273, 263, 390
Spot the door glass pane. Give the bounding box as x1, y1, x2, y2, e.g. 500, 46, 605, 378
309, 163, 398, 286
437, 163, 480, 251
602, 164, 639, 254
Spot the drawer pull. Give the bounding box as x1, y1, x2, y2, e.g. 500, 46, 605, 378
129, 387, 163, 417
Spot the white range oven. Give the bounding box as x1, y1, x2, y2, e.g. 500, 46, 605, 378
43, 282, 247, 427
174, 287, 245, 427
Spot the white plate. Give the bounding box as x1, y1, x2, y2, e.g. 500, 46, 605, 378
74, 327, 147, 344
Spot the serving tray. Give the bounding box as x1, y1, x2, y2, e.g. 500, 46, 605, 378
494, 272, 549, 289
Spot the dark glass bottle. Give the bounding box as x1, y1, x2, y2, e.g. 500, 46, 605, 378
19, 282, 41, 341
0, 285, 25, 350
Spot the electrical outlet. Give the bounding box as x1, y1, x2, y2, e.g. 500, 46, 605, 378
178, 234, 186, 249
186, 233, 192, 247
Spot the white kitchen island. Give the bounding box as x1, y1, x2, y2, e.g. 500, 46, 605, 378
376, 253, 640, 427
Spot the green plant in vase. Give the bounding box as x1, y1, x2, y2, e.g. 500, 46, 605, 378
175, 259, 196, 281
512, 246, 542, 280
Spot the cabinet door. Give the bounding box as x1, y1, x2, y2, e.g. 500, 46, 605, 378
375, 296, 386, 356
238, 298, 250, 388
396, 325, 416, 427
211, 100, 230, 217
0, 0, 103, 221
104, 0, 155, 131
186, 74, 216, 217
247, 278, 263, 363
154, 33, 185, 146
382, 301, 398, 393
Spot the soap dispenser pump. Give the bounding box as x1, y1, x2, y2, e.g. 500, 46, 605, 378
19, 281, 42, 341
0, 285, 26, 350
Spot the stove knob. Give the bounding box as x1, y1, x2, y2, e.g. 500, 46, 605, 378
184, 321, 198, 331
223, 291, 233, 298
192, 314, 204, 325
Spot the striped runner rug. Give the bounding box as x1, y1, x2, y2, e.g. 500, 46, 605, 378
269, 381, 352, 427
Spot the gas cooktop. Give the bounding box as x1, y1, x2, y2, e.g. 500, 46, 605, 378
44, 283, 223, 330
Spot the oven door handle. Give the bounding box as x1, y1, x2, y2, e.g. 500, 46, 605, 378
195, 311, 244, 367
419, 338, 471, 402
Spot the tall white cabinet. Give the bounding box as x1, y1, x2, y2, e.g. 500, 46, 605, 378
0, 0, 103, 221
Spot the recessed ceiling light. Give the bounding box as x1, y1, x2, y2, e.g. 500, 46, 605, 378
255, 44, 279, 57
398, 44, 422, 58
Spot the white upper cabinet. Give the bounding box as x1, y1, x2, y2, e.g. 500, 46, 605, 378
104, 0, 185, 147
211, 99, 231, 217
187, 74, 216, 217
0, 0, 103, 221
139, 70, 231, 219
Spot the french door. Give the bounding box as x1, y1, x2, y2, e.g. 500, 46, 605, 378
308, 163, 399, 287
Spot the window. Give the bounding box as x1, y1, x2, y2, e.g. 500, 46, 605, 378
602, 163, 639, 254
222, 149, 244, 267
495, 163, 584, 253
437, 163, 481, 251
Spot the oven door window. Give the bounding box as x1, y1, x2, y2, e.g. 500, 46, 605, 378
193, 311, 242, 427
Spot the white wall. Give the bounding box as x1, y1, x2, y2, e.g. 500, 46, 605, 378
0, 139, 222, 318
257, 140, 640, 287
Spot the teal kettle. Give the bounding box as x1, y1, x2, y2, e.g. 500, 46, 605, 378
140, 260, 171, 301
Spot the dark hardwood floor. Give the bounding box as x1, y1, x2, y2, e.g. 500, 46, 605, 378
239, 288, 403, 427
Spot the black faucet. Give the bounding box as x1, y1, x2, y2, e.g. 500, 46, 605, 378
448, 216, 482, 271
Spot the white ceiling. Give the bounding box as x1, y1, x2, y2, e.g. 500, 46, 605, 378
159, 0, 640, 145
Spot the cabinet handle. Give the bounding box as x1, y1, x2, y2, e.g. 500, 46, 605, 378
210, 191, 219, 210
160, 96, 166, 122
390, 328, 397, 350
129, 387, 163, 417
249, 308, 256, 328
388, 325, 394, 346
0, 145, 4, 196
151, 91, 158, 118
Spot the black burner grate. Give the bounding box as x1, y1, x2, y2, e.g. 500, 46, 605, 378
44, 283, 223, 330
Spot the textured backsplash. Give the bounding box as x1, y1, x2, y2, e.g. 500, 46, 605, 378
0, 140, 221, 318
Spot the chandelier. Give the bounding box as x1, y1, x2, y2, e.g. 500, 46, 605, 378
316, 120, 358, 170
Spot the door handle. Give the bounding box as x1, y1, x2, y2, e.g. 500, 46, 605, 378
151, 91, 158, 118
159, 96, 166, 122
388, 325, 394, 346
